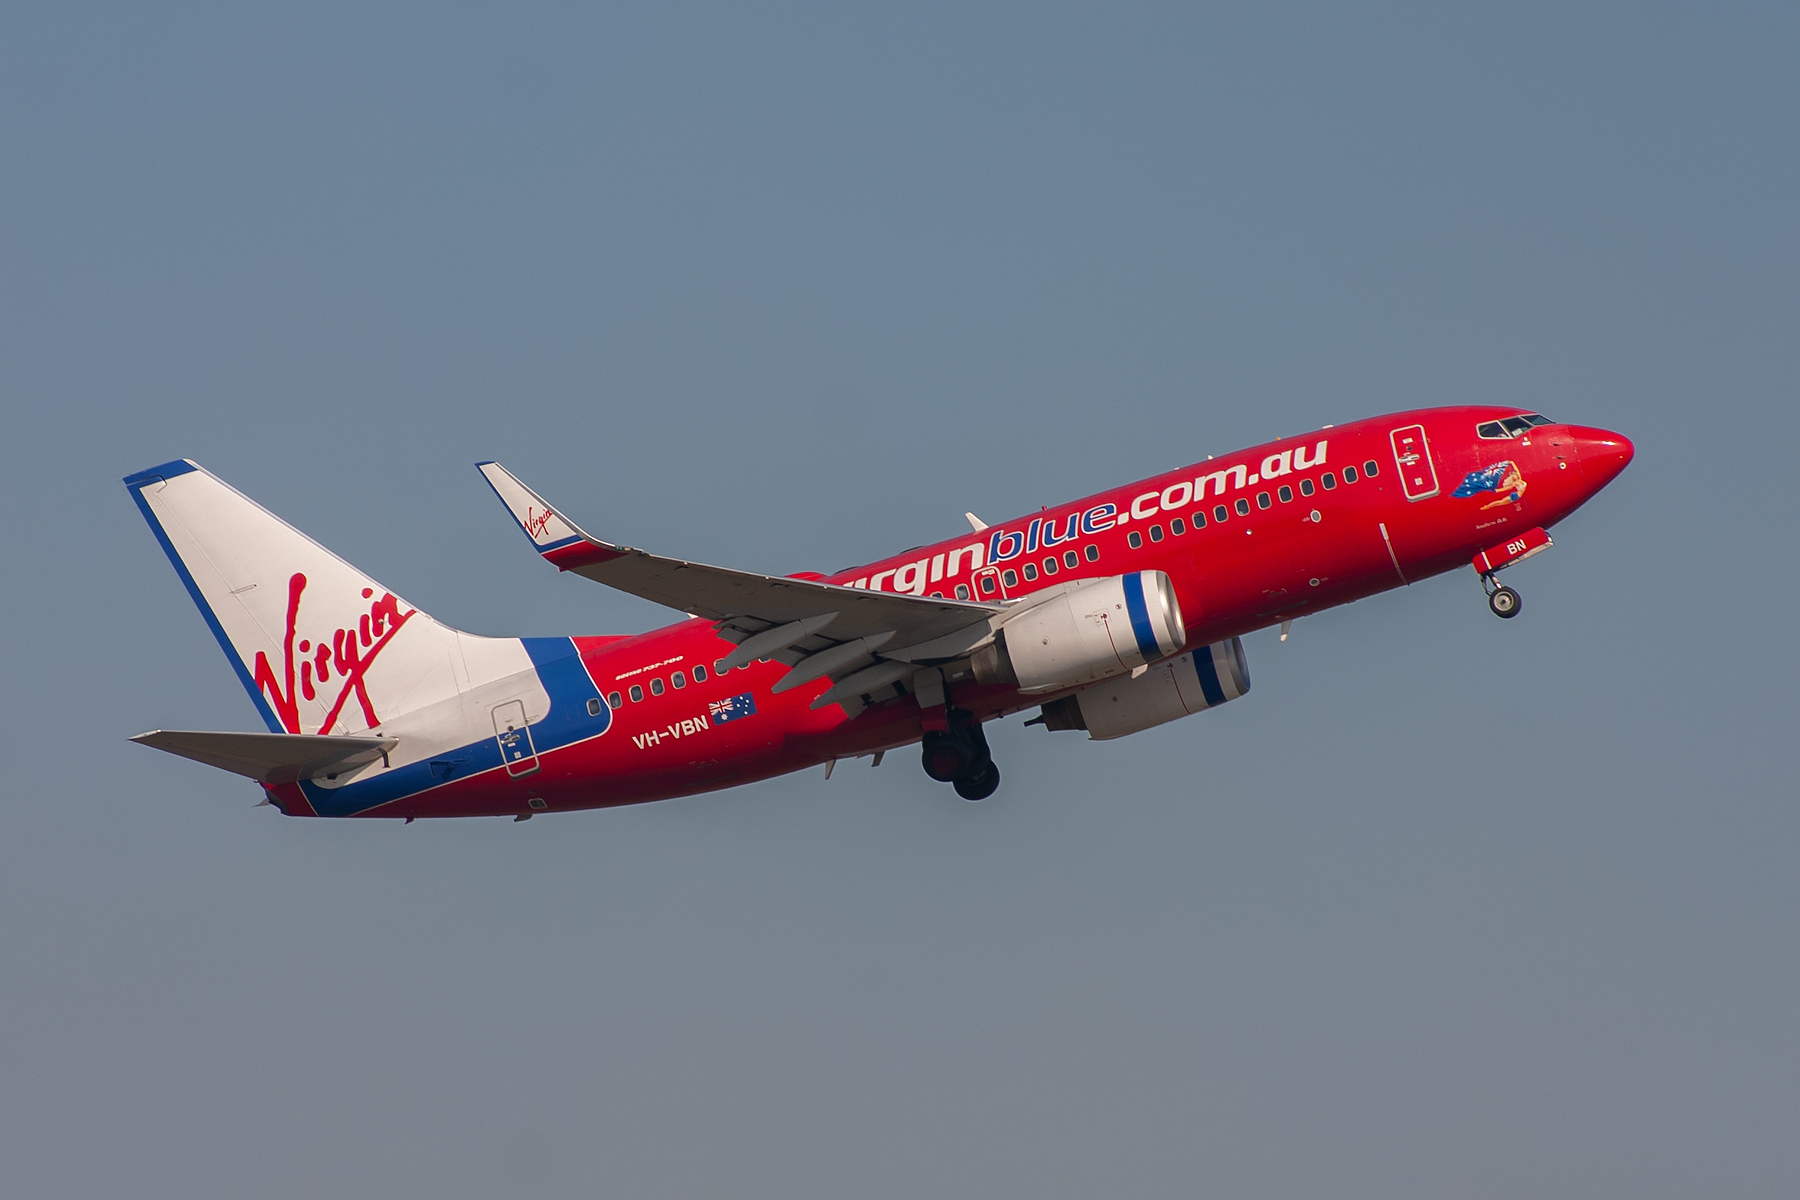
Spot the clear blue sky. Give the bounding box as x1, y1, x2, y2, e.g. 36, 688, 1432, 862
3, 3, 1796, 1197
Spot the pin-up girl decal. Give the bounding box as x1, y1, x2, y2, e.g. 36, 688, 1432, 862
1452, 461, 1527, 510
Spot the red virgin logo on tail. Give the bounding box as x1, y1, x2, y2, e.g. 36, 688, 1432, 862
252, 573, 416, 734
524, 505, 556, 540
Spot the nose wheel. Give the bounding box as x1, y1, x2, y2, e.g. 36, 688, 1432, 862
1481, 573, 1522, 619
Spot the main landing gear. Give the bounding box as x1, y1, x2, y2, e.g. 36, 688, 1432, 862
921, 711, 1001, 801
1481, 573, 1522, 619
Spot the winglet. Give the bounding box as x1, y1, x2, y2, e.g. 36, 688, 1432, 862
476, 462, 626, 571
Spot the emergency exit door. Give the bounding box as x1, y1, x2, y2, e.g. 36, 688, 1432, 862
1389, 424, 1440, 501
492, 700, 540, 777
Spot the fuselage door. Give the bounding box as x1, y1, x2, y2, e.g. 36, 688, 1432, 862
971, 565, 1009, 602
492, 699, 540, 777
1389, 424, 1441, 501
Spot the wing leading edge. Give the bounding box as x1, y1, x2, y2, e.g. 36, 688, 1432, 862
476, 462, 1002, 709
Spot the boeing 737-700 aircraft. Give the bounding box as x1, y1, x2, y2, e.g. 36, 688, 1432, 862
126, 407, 1632, 816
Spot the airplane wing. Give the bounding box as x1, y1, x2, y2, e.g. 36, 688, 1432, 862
477, 462, 1003, 709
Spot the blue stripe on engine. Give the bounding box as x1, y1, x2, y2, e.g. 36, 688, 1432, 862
1121, 572, 1160, 660
1193, 645, 1227, 708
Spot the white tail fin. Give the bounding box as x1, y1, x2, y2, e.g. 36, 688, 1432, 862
125, 460, 522, 736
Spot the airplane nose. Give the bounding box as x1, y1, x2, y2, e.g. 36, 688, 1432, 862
1570, 426, 1635, 489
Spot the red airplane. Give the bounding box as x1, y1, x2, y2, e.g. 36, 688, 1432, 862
126, 406, 1632, 816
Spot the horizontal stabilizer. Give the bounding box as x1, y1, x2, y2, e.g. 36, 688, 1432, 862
130, 729, 398, 784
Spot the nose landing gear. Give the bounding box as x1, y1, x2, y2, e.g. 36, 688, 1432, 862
1481, 573, 1522, 618
920, 711, 1001, 801
1472, 528, 1551, 620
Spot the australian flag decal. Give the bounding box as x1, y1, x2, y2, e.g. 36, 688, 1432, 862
708, 692, 757, 724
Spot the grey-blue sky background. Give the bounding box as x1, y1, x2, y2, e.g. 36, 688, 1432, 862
2, 3, 1795, 1197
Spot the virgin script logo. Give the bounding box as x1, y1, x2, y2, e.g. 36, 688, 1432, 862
524, 505, 556, 540
252, 573, 416, 735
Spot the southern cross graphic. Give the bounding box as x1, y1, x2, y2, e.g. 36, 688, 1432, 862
708, 693, 757, 724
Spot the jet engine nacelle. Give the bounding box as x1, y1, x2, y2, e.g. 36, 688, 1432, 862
1035, 637, 1250, 740
973, 571, 1187, 694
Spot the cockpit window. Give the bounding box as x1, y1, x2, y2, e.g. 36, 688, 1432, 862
1480, 413, 1555, 439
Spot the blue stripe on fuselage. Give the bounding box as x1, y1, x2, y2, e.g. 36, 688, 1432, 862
297, 637, 613, 817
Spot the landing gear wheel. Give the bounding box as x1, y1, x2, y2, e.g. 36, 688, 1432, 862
1488, 585, 1521, 618
953, 761, 1000, 801
921, 730, 975, 782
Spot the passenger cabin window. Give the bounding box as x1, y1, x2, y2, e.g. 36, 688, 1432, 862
1084, 544, 1099, 562
1002, 569, 1018, 588
1128, 531, 1143, 549
1214, 505, 1229, 522
1171, 517, 1186, 535
1149, 524, 1164, 542
693, 665, 706, 682
1363, 459, 1379, 477
1300, 478, 1315, 496
1278, 485, 1293, 503
1042, 556, 1058, 575
1256, 492, 1271, 509
1322, 472, 1337, 490
1192, 511, 1206, 529
629, 684, 644, 703
955, 583, 971, 599
672, 671, 686, 689
1022, 562, 1038, 581
1235, 498, 1250, 516
587, 697, 603, 716
1063, 550, 1079, 569
1344, 465, 1358, 483
608, 691, 622, 708
650, 678, 665, 696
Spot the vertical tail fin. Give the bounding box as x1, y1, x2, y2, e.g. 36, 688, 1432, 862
125, 460, 477, 736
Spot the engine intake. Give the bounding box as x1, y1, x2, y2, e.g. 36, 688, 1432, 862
972, 571, 1186, 694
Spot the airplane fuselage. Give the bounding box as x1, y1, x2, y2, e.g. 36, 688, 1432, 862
248, 405, 1632, 818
